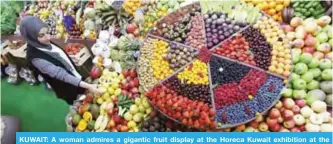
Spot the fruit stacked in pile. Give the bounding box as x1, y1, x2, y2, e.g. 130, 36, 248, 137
177, 60, 209, 85
204, 11, 247, 49
151, 39, 173, 81
68, 24, 82, 39
122, 0, 141, 15
138, 38, 158, 90
254, 16, 292, 77
185, 13, 206, 49
281, 16, 332, 109
243, 98, 332, 132
244, 0, 291, 22
241, 26, 272, 70
64, 43, 84, 55
213, 34, 256, 66
146, 85, 216, 129
158, 14, 191, 43
45, 16, 57, 36
119, 69, 139, 99
165, 43, 196, 70
69, 69, 152, 132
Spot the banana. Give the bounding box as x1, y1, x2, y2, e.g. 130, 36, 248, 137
100, 101, 108, 111
94, 115, 104, 130
96, 115, 109, 132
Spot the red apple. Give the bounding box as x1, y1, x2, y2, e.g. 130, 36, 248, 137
269, 108, 281, 119
283, 98, 295, 109
282, 25, 294, 33
298, 125, 306, 131
121, 90, 128, 95
110, 127, 118, 132
277, 116, 284, 123
290, 127, 301, 132
126, 23, 137, 33
279, 127, 290, 132
266, 118, 278, 128
270, 124, 281, 132
274, 100, 283, 109
283, 119, 296, 129
291, 105, 300, 114
113, 115, 121, 124
107, 108, 113, 116
295, 99, 306, 108
302, 47, 315, 54
249, 121, 259, 129
282, 109, 294, 120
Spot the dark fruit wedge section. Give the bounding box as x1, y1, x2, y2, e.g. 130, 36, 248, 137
241, 26, 272, 70
151, 3, 201, 44
203, 11, 248, 49
209, 55, 251, 86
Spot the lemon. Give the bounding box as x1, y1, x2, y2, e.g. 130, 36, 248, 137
97, 97, 104, 105
127, 121, 137, 129
114, 88, 121, 96
108, 88, 115, 95
111, 83, 119, 89
102, 93, 109, 100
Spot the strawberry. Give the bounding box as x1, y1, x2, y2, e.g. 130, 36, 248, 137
181, 119, 188, 125
209, 108, 216, 117
183, 111, 189, 118
194, 120, 200, 128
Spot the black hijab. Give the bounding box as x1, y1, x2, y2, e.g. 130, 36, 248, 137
20, 16, 74, 71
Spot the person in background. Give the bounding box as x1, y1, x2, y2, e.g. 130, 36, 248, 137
20, 16, 101, 105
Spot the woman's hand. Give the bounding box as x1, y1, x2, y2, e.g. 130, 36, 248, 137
87, 84, 104, 94
79, 81, 104, 95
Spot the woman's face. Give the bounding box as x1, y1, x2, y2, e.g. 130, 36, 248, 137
37, 27, 51, 45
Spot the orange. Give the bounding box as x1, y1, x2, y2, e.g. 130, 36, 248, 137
267, 9, 276, 15
261, 2, 269, 10
275, 4, 284, 11
272, 14, 279, 21
283, 0, 291, 7
283, 71, 290, 77
268, 1, 276, 9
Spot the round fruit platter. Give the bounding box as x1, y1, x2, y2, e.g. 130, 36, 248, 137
138, 1, 293, 129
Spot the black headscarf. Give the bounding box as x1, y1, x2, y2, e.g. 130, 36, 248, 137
20, 16, 74, 72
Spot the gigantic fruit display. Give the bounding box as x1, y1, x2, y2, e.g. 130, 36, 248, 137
138, 2, 291, 129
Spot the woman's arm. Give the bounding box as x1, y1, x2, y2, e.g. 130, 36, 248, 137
32, 58, 101, 94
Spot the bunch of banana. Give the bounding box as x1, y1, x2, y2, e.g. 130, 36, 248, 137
95, 5, 133, 29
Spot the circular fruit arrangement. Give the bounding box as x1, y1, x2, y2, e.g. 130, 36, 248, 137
138, 2, 292, 129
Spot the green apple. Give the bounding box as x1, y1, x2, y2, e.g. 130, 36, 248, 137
308, 58, 320, 68
292, 48, 302, 56
281, 88, 293, 98
293, 55, 300, 64
319, 59, 332, 69
291, 73, 301, 82
317, 32, 328, 43
292, 89, 307, 99
293, 79, 307, 90
299, 53, 313, 64
306, 89, 326, 105
294, 63, 308, 75
307, 80, 320, 90
244, 126, 256, 132
301, 72, 314, 83
321, 69, 332, 80
309, 68, 321, 78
